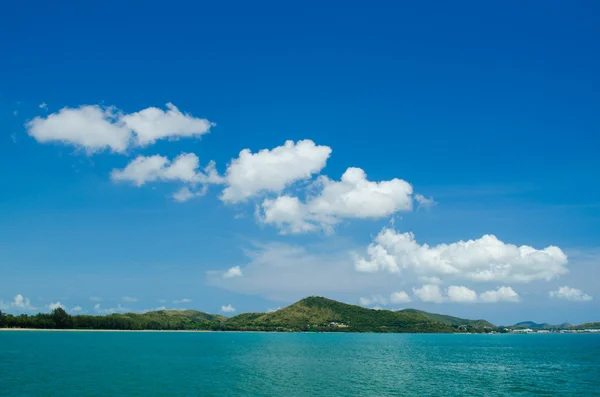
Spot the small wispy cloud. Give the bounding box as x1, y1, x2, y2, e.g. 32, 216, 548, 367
223, 266, 243, 279
47, 302, 66, 311
221, 304, 236, 313
414, 194, 437, 210
94, 303, 130, 314
173, 298, 192, 304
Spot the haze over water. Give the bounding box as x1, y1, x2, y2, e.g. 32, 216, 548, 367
1, 332, 599, 396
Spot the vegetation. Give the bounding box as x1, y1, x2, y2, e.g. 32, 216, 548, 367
6, 297, 595, 333
71, 310, 226, 330
398, 309, 495, 329
0, 308, 224, 331
506, 321, 572, 330
570, 322, 600, 330
1, 297, 499, 333
222, 297, 458, 333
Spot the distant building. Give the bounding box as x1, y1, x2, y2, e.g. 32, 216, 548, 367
512, 328, 533, 333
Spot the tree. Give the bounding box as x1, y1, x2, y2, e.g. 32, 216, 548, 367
52, 308, 73, 329
0, 310, 5, 327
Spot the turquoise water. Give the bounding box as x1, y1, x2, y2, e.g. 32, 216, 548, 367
1, 332, 599, 396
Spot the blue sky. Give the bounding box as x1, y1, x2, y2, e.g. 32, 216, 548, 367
1, 0, 598, 325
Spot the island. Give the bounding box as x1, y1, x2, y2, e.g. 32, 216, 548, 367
1, 296, 598, 333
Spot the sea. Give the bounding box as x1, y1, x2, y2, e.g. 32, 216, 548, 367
1, 332, 599, 396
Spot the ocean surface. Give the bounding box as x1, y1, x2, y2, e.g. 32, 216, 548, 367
1, 332, 599, 396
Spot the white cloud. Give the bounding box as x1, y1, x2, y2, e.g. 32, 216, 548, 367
93, 303, 130, 314
390, 290, 412, 304
122, 296, 138, 302
111, 153, 222, 187
26, 105, 131, 153
172, 186, 195, 202
111, 154, 222, 201
173, 298, 192, 304
220, 140, 332, 203
355, 227, 568, 283
447, 286, 478, 303
172, 186, 206, 202
549, 286, 592, 301
48, 302, 66, 311
10, 133, 16, 144
13, 110, 18, 116
413, 284, 446, 303
259, 167, 414, 234
120, 103, 213, 146
89, 296, 103, 302
39, 102, 47, 109
221, 304, 236, 313
360, 290, 412, 306
267, 307, 281, 313
46, 302, 84, 313
0, 294, 37, 311
479, 286, 520, 303
26, 103, 213, 153
359, 294, 388, 306
414, 194, 436, 210
414, 285, 519, 304
260, 195, 318, 234
309, 168, 413, 219
223, 266, 243, 279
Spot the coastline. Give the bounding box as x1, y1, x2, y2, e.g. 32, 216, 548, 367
2, 328, 594, 335
0, 328, 466, 334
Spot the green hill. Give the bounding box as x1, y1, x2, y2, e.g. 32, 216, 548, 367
513, 321, 551, 329
398, 309, 495, 328
72, 309, 226, 330
510, 321, 572, 330
223, 296, 458, 333
571, 322, 600, 330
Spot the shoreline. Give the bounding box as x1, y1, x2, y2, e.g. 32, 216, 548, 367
0, 328, 473, 334
2, 328, 595, 335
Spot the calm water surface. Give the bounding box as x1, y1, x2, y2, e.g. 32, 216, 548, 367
1, 332, 599, 396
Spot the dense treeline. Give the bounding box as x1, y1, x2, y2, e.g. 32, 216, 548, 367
0, 309, 222, 331
1, 308, 75, 329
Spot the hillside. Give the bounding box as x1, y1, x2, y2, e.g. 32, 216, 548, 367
571, 322, 600, 330
511, 321, 571, 330
69, 309, 225, 330
224, 297, 460, 333
398, 309, 495, 328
